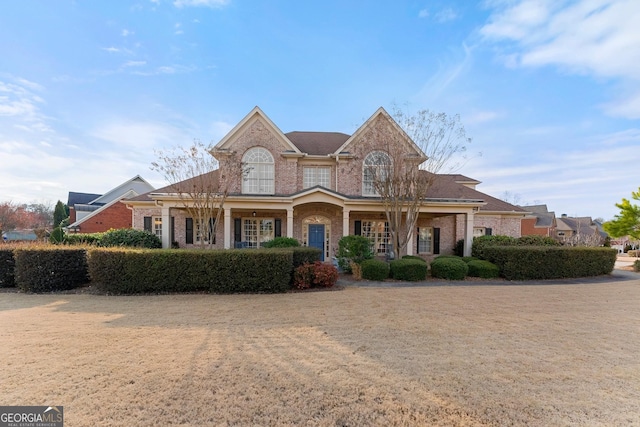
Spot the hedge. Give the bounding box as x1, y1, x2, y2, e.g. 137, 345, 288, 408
466, 260, 500, 278
483, 246, 616, 280
361, 259, 390, 281
88, 248, 293, 294
390, 259, 428, 281
430, 257, 468, 280
14, 247, 89, 292
0, 248, 15, 287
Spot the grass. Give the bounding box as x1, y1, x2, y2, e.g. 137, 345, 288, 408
1, 280, 640, 426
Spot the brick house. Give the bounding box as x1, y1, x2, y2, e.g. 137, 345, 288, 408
66, 175, 155, 233
520, 204, 557, 237
125, 107, 525, 258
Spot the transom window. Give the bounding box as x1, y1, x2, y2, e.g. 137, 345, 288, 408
363, 151, 391, 196
303, 166, 330, 189
242, 147, 274, 194
417, 227, 433, 254
361, 220, 390, 254
243, 218, 274, 248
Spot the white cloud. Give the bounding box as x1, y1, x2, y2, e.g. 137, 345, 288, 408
173, 0, 229, 8
121, 29, 133, 37
418, 9, 429, 18
418, 7, 458, 22
102, 47, 121, 53
480, 0, 640, 118
465, 110, 503, 125
0, 79, 52, 133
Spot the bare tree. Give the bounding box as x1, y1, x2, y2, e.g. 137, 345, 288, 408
366, 107, 471, 257
152, 140, 240, 248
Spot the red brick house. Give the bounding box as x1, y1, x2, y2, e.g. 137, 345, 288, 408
126, 107, 526, 258
66, 175, 155, 234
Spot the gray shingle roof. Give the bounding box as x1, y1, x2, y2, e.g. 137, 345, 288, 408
285, 131, 351, 155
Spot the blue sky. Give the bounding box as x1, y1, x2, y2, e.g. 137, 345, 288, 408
1, 0, 638, 220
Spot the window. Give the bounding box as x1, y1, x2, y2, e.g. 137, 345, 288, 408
242, 147, 274, 194
363, 151, 391, 196
243, 218, 274, 248
196, 218, 215, 244
303, 166, 330, 189
361, 220, 390, 254
417, 227, 432, 253
473, 227, 492, 237
153, 217, 162, 240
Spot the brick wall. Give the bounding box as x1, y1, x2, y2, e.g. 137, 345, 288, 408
74, 201, 133, 233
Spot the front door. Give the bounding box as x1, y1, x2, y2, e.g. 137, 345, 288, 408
308, 224, 325, 261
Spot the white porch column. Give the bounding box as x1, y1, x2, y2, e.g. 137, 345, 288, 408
286, 208, 294, 237
224, 207, 232, 249
407, 228, 414, 256
342, 209, 350, 236
464, 211, 475, 256
161, 206, 171, 249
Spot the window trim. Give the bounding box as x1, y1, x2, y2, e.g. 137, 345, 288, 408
362, 151, 391, 196
242, 147, 275, 195
303, 166, 331, 189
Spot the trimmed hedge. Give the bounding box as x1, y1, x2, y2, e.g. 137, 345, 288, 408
430, 257, 468, 280
88, 248, 293, 294
361, 259, 390, 281
390, 258, 428, 281
472, 235, 561, 259
0, 249, 15, 287
483, 246, 616, 280
290, 247, 322, 269
401, 255, 427, 263
15, 247, 89, 292
466, 260, 500, 278
634, 260, 640, 272
64, 232, 103, 246
99, 228, 161, 248
262, 237, 300, 248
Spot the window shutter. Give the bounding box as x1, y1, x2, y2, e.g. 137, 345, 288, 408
486, 228, 492, 236
416, 227, 420, 254
143, 216, 151, 232
234, 218, 241, 243
209, 218, 216, 244
170, 216, 175, 243
354, 220, 362, 236
433, 227, 440, 254
186, 218, 193, 244
275, 218, 282, 237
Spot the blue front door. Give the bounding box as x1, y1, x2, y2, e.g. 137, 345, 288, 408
308, 224, 325, 261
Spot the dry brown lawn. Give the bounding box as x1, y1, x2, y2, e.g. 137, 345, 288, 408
2, 279, 640, 426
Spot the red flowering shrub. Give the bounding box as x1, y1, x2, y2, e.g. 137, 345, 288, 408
293, 261, 339, 290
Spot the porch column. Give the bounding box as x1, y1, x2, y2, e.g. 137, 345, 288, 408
342, 208, 350, 236
224, 207, 232, 249
407, 229, 414, 256
161, 206, 171, 249
286, 208, 294, 238
464, 211, 475, 256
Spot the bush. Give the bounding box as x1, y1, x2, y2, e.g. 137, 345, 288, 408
88, 248, 292, 294
290, 247, 322, 269
461, 256, 478, 263
483, 246, 616, 280
466, 260, 500, 278
401, 255, 427, 263
64, 232, 104, 246
337, 235, 373, 273
517, 235, 561, 246
0, 248, 15, 287
361, 259, 390, 281
430, 257, 468, 280
262, 237, 300, 248
99, 228, 161, 248
14, 247, 88, 292
293, 261, 339, 290
634, 260, 640, 272
454, 239, 465, 257
390, 259, 428, 281
472, 235, 516, 259
49, 227, 64, 244
628, 250, 639, 257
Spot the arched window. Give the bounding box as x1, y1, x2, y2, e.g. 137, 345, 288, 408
242, 147, 274, 194
363, 151, 391, 196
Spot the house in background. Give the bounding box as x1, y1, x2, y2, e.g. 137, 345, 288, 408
555, 215, 606, 245
66, 175, 155, 234
125, 106, 526, 258
520, 204, 557, 237
2, 229, 38, 242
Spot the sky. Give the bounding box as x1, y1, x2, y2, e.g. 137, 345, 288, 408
1, 0, 639, 221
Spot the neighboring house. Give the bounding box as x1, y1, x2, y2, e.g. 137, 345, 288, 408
125, 107, 526, 258
555, 215, 606, 245
65, 176, 155, 234
2, 229, 38, 242
520, 204, 557, 237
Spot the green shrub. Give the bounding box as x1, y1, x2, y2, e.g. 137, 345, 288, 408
337, 235, 374, 272
517, 235, 561, 246
99, 228, 161, 248
461, 256, 479, 263
472, 235, 517, 259
14, 247, 88, 292
262, 237, 300, 248
629, 250, 639, 257
49, 227, 64, 244
401, 255, 427, 263
88, 248, 292, 294
290, 247, 322, 269
430, 257, 468, 280
454, 239, 465, 257
390, 259, 428, 281
0, 248, 15, 287
64, 232, 104, 246
293, 261, 339, 290
361, 259, 390, 281
634, 260, 640, 272
466, 260, 500, 278
483, 246, 616, 280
